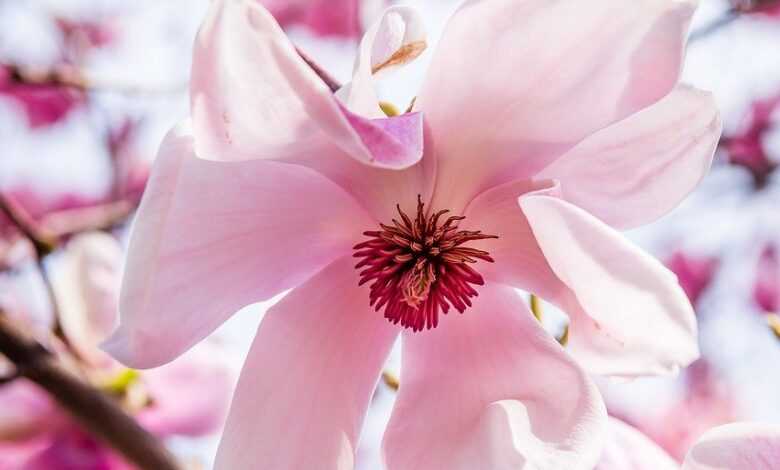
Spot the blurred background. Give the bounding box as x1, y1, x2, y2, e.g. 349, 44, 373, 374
0, 0, 779, 468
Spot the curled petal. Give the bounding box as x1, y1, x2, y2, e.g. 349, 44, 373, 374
521, 196, 698, 378
191, 0, 422, 169
340, 6, 427, 115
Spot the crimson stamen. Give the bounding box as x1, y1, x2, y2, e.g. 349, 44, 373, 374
353, 196, 498, 331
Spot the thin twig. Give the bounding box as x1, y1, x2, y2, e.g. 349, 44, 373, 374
6, 63, 186, 95
0, 193, 58, 257
689, 9, 740, 42
296, 47, 341, 93
0, 312, 182, 470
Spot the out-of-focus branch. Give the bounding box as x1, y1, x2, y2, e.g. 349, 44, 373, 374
689, 9, 740, 42
41, 200, 135, 239
0, 312, 182, 470
6, 63, 186, 95
0, 193, 58, 258
296, 47, 341, 93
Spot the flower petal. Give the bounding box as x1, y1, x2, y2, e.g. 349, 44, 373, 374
137, 343, 234, 437
520, 195, 699, 378
596, 418, 678, 470
382, 285, 606, 470
538, 85, 721, 230
215, 256, 398, 470
191, 0, 422, 169
461, 178, 563, 298
53, 232, 122, 367
421, 0, 697, 210
340, 6, 427, 116
104, 123, 371, 368
683, 423, 780, 470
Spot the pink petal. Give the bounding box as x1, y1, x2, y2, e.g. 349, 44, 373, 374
521, 196, 698, 378
53, 232, 122, 367
461, 178, 563, 299
104, 123, 372, 368
215, 256, 398, 469
683, 423, 780, 470
382, 285, 606, 470
138, 344, 233, 437
191, 0, 422, 169
538, 86, 721, 230
419, 0, 697, 211
596, 418, 678, 470
0, 380, 63, 442
340, 6, 427, 115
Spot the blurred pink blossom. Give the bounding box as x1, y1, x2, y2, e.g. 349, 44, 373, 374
641, 361, 739, 461
107, 0, 720, 467
0, 65, 83, 128
262, 0, 385, 38
55, 18, 116, 52
665, 251, 719, 309
598, 418, 780, 470
732, 0, 780, 17
754, 244, 779, 313
723, 92, 780, 187
0, 232, 232, 469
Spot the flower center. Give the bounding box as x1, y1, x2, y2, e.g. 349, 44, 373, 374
353, 196, 498, 332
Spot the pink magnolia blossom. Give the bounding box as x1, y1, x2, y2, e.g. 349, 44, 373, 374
754, 244, 779, 313
0, 232, 233, 469
639, 360, 739, 461
105, 0, 721, 468
262, 0, 385, 38
723, 92, 780, 188
597, 418, 780, 470
0, 65, 83, 128
665, 251, 719, 309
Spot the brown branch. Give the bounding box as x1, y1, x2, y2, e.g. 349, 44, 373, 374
6, 63, 187, 95
0, 193, 58, 258
296, 47, 341, 93
41, 200, 135, 239
0, 312, 182, 470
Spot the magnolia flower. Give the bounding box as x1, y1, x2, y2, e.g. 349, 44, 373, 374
597, 418, 780, 470
755, 244, 779, 313
723, 92, 779, 188
0, 232, 233, 469
665, 252, 719, 309
106, 0, 720, 468
262, 0, 385, 38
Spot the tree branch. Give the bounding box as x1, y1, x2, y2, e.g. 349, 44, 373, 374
0, 312, 182, 470
296, 47, 341, 93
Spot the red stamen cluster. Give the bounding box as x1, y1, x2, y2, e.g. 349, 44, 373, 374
353, 196, 498, 332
